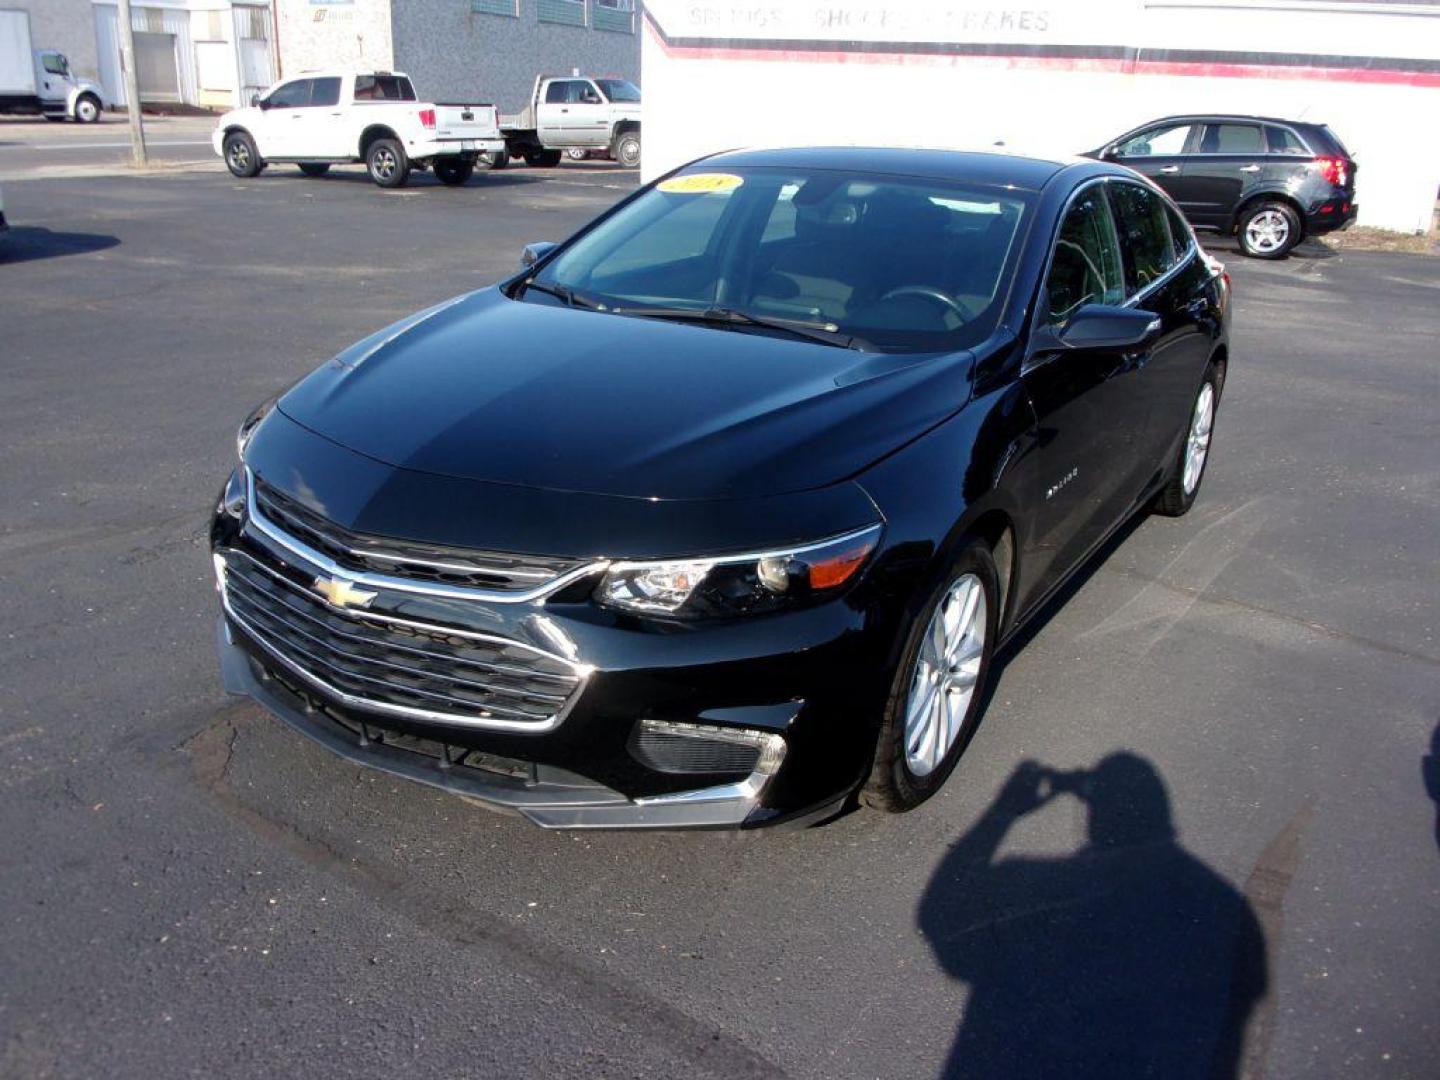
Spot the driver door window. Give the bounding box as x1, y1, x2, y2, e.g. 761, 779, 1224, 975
1114, 124, 1194, 159
1046, 188, 1125, 324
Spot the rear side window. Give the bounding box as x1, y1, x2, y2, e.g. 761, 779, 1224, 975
1264, 126, 1309, 155
1109, 182, 1176, 294
1165, 203, 1194, 262
310, 77, 341, 107
545, 80, 576, 104
354, 75, 415, 101
1199, 124, 1263, 154
1046, 186, 1125, 323
1115, 123, 1193, 158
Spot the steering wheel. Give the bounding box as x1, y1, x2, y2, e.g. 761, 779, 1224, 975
879, 286, 973, 323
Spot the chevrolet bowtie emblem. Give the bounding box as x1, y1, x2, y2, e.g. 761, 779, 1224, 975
313, 575, 378, 610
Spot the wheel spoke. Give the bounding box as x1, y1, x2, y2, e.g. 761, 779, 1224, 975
904, 572, 988, 777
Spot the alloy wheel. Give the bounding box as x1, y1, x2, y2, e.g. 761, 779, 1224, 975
1183, 382, 1215, 495
228, 141, 249, 170
904, 573, 987, 777
373, 148, 397, 180
1244, 209, 1290, 254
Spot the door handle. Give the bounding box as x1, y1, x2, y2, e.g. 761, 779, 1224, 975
1239, 165, 1261, 173
1159, 165, 1180, 175
560, 108, 569, 113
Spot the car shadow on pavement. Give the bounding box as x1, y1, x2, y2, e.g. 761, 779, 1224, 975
0, 226, 118, 264
1424, 721, 1440, 853
919, 753, 1268, 1079
276, 169, 556, 191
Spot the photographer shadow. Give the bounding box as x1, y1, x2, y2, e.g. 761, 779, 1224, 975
919, 754, 1267, 1079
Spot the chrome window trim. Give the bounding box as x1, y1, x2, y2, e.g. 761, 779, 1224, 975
244, 468, 610, 604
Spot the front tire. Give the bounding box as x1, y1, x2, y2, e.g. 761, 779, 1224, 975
433, 158, 475, 186
1238, 200, 1300, 259
74, 94, 101, 124
1154, 363, 1222, 517
298, 163, 330, 178
365, 138, 409, 188
224, 131, 262, 178
614, 130, 641, 169
862, 543, 999, 813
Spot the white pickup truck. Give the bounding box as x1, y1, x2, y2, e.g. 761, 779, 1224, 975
213, 70, 504, 188
495, 75, 641, 169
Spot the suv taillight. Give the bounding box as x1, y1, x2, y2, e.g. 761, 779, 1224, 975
1315, 156, 1348, 187
419, 108, 436, 129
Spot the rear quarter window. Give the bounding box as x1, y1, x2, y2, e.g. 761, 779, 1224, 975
1264, 126, 1309, 156
1109, 182, 1176, 294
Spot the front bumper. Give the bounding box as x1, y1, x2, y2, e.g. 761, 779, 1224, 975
218, 618, 830, 828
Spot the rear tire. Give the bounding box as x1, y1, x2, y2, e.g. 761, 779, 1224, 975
524, 149, 562, 168
74, 93, 101, 124
1154, 363, 1222, 517
224, 131, 262, 178
614, 130, 641, 169
433, 158, 475, 186
365, 138, 409, 188
1237, 200, 1300, 259
862, 542, 999, 813
297, 163, 330, 178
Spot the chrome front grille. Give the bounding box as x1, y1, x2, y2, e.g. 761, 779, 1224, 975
252, 475, 581, 592
219, 549, 587, 732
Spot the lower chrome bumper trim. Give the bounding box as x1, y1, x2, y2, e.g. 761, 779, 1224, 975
217, 618, 777, 830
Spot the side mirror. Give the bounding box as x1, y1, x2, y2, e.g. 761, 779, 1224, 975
1036, 305, 1162, 352
521, 241, 557, 269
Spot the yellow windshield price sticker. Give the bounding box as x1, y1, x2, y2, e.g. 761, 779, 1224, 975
657, 173, 744, 194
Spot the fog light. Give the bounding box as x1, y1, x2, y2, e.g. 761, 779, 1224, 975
629, 719, 786, 777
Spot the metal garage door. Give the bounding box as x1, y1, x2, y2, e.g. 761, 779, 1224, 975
134, 31, 180, 103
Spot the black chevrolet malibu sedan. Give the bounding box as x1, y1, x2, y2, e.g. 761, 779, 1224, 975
212, 147, 1230, 829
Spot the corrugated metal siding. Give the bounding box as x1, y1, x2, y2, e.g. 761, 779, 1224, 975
93, 3, 199, 106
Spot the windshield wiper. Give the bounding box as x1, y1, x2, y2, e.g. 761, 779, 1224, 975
521, 279, 604, 310
611, 305, 872, 351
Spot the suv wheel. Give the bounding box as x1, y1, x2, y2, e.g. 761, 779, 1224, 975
224, 131, 262, 178
366, 138, 410, 188
1238, 201, 1300, 259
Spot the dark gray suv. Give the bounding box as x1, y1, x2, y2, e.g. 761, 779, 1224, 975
1089, 114, 1357, 259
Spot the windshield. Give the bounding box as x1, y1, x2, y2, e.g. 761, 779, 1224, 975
528, 166, 1030, 352
595, 79, 640, 103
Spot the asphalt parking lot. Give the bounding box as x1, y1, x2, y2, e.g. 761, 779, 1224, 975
2, 143, 1438, 1079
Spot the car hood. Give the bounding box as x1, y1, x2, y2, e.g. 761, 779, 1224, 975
277, 288, 974, 500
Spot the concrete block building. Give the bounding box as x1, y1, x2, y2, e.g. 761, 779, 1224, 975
274, 0, 641, 115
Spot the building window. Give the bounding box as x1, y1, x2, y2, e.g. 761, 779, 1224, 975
593, 0, 633, 33
538, 0, 586, 28
472, 0, 517, 16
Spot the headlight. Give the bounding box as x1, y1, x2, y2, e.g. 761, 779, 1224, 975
595, 525, 882, 617
236, 396, 277, 461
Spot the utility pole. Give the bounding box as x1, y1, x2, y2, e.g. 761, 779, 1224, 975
115, 0, 148, 165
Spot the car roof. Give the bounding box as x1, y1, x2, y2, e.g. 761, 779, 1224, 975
1134, 113, 1324, 129
695, 146, 1084, 192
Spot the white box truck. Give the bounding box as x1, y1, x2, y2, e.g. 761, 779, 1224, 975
0, 8, 108, 123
